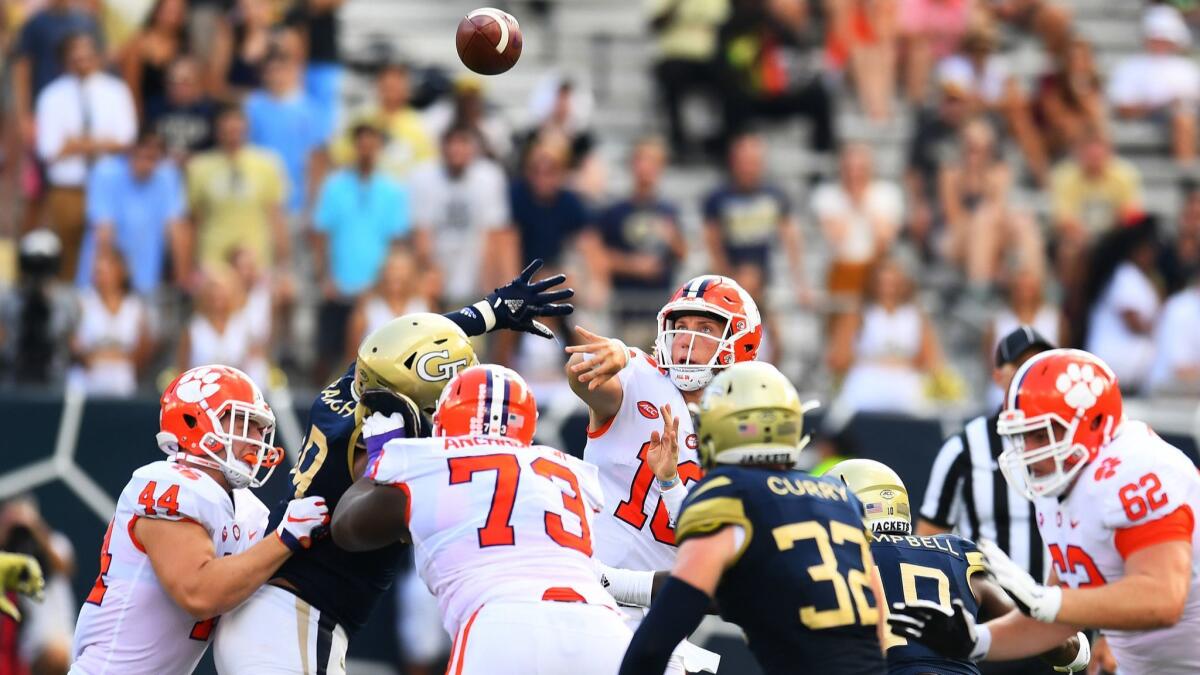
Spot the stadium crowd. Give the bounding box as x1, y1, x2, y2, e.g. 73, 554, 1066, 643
0, 0, 1199, 671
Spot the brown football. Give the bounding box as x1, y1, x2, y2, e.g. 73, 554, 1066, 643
456, 8, 522, 76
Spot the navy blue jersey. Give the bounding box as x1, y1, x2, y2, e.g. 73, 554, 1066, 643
871, 533, 985, 675
700, 185, 790, 269
269, 365, 407, 633
676, 466, 886, 675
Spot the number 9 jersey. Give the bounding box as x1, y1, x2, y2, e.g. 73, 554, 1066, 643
71, 460, 269, 675
675, 465, 886, 675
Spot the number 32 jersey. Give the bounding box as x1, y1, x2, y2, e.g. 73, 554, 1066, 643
584, 349, 702, 571
1032, 421, 1200, 675
367, 436, 618, 636
72, 460, 269, 675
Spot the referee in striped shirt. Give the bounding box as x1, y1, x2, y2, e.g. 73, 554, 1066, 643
916, 326, 1055, 675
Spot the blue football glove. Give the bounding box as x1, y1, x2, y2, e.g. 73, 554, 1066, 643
478, 259, 574, 339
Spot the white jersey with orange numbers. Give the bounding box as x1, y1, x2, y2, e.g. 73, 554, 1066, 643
71, 460, 270, 675
1031, 421, 1200, 675
583, 348, 703, 571
368, 435, 619, 637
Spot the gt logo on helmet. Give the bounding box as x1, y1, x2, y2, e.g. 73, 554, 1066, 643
416, 350, 470, 383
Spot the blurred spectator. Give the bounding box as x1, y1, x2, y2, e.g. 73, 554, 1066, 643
986, 0, 1071, 55
1050, 130, 1142, 287
177, 265, 268, 385
68, 247, 151, 396
76, 132, 186, 297
898, 0, 970, 104
1146, 265, 1200, 394
117, 0, 189, 123
523, 76, 596, 168
146, 56, 218, 162
284, 0, 346, 141
423, 78, 513, 162
185, 105, 290, 280
940, 118, 1042, 290
717, 0, 835, 155
647, 0, 729, 159
11, 0, 103, 152
982, 265, 1065, 407
1083, 219, 1162, 393
186, 0, 228, 67
935, 20, 1049, 183
905, 74, 971, 256
36, 32, 137, 282
209, 0, 276, 101
826, 0, 898, 122
410, 126, 511, 308
812, 143, 903, 302
1167, 180, 1200, 288
228, 246, 273, 350
1032, 38, 1105, 161
245, 49, 324, 216
0, 497, 75, 675
1108, 5, 1199, 164
0, 231, 76, 385
344, 247, 431, 363
312, 121, 409, 379
329, 63, 434, 181
828, 256, 945, 415
597, 137, 685, 350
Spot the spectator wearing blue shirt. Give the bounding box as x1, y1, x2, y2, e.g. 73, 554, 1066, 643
244, 50, 325, 216
311, 121, 410, 380
597, 137, 685, 349
77, 133, 185, 298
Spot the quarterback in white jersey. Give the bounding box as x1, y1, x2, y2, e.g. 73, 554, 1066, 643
70, 365, 330, 675
888, 349, 1200, 675
331, 365, 631, 674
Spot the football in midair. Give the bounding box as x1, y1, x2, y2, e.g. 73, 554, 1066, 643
456, 8, 522, 75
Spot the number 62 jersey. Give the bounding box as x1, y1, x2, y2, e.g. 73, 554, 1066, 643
1032, 421, 1200, 675
71, 460, 269, 675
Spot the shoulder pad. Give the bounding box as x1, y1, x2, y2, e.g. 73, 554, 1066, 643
123, 461, 230, 532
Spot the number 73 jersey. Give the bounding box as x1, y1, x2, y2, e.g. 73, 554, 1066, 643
367, 436, 618, 637
1033, 421, 1200, 675
72, 460, 269, 675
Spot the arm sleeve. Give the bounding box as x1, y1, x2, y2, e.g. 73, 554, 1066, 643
618, 576, 711, 675
919, 433, 968, 528
660, 482, 689, 526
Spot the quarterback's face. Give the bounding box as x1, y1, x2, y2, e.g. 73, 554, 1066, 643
671, 315, 724, 366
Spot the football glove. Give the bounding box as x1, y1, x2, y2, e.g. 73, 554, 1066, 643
361, 410, 410, 471
887, 599, 989, 661
0, 552, 44, 621
475, 259, 574, 339
978, 539, 1062, 623
1052, 632, 1091, 673
276, 497, 330, 553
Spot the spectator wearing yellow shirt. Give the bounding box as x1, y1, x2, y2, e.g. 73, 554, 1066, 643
327, 63, 434, 181
1051, 130, 1143, 244
183, 106, 291, 287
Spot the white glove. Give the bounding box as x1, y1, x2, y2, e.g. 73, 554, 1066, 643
594, 560, 654, 607
1053, 632, 1091, 673
978, 539, 1062, 623
276, 496, 330, 552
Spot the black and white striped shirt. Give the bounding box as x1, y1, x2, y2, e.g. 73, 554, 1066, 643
919, 414, 1049, 582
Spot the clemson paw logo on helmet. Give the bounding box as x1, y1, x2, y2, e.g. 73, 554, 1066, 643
177, 368, 222, 403
1056, 362, 1105, 411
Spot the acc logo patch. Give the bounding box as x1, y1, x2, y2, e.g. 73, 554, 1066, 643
685, 434, 698, 450
416, 350, 470, 383
880, 489, 895, 499
637, 401, 660, 419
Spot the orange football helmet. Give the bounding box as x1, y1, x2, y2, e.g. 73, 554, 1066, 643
433, 365, 537, 445
157, 365, 283, 489
997, 349, 1124, 500
655, 275, 762, 391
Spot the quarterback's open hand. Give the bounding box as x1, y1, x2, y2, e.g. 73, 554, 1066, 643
646, 404, 681, 482
0, 552, 44, 621
276, 497, 330, 553
486, 259, 574, 339
566, 327, 630, 390
978, 539, 1062, 622
887, 599, 986, 661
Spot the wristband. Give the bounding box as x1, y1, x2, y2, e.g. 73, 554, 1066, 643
1053, 632, 1090, 673
472, 299, 498, 331
971, 624, 992, 661
657, 475, 679, 490
1034, 585, 1063, 623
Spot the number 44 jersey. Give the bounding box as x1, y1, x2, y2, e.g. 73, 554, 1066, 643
72, 460, 269, 675
366, 435, 619, 637
1032, 420, 1200, 675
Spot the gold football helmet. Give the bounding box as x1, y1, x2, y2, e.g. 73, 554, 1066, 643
830, 458, 912, 534
697, 361, 813, 467
354, 313, 479, 414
